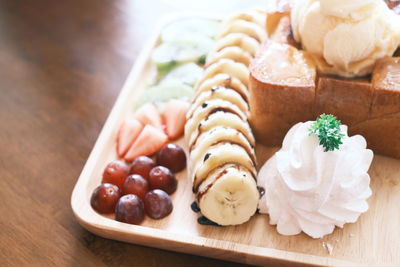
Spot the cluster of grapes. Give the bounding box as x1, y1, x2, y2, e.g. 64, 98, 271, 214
90, 144, 186, 225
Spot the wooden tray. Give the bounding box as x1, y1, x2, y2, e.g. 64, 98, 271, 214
71, 15, 400, 267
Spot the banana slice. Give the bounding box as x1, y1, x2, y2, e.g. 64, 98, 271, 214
189, 127, 256, 171
222, 10, 266, 28
185, 99, 247, 141
187, 87, 249, 119
197, 164, 259, 226
197, 59, 249, 88
187, 111, 255, 149
194, 73, 249, 102
218, 20, 266, 43
206, 46, 253, 67
213, 33, 260, 57
192, 142, 256, 191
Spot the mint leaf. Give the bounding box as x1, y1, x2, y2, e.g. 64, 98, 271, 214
309, 114, 344, 152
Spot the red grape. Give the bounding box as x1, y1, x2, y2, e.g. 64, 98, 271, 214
129, 156, 156, 179
148, 166, 177, 194
122, 174, 149, 200
90, 183, 121, 214
156, 144, 186, 173
102, 160, 129, 189
144, 189, 173, 219
115, 194, 145, 225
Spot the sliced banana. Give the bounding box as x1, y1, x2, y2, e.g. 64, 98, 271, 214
197, 164, 259, 226
197, 59, 249, 88
206, 46, 253, 67
192, 142, 256, 191
189, 127, 256, 171
218, 20, 266, 43
187, 111, 255, 149
213, 33, 260, 56
187, 87, 249, 119
194, 73, 249, 102
185, 99, 247, 141
222, 10, 266, 29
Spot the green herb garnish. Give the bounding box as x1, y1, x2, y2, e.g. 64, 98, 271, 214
309, 114, 344, 152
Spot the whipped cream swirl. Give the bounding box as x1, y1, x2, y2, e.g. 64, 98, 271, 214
258, 121, 373, 238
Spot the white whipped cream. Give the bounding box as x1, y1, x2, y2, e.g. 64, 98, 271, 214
258, 121, 373, 238
291, 0, 400, 77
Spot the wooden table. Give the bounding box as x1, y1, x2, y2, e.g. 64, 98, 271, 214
0, 0, 267, 266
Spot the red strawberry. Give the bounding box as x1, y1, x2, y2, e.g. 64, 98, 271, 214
163, 99, 190, 140
116, 117, 144, 158
134, 103, 165, 132
124, 124, 168, 161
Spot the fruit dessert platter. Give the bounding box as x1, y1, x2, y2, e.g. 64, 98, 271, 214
71, 1, 400, 266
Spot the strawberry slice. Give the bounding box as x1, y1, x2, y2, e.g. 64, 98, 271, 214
164, 99, 190, 140
116, 116, 144, 158
134, 103, 165, 132
124, 124, 168, 161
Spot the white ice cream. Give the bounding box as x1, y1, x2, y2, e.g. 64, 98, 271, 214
257, 121, 373, 238
291, 0, 400, 77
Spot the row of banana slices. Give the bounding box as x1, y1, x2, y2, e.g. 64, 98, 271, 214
184, 10, 267, 226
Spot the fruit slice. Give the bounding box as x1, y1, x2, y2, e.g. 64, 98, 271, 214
160, 63, 203, 87
206, 46, 253, 67
187, 87, 249, 119
194, 73, 249, 102
191, 142, 256, 190
197, 164, 259, 226
135, 82, 194, 109
134, 103, 164, 132
161, 18, 221, 42
185, 99, 247, 143
187, 111, 255, 149
213, 33, 260, 56
124, 124, 168, 161
116, 117, 144, 157
189, 126, 256, 170
223, 10, 266, 28
198, 59, 250, 88
163, 99, 190, 140
152, 35, 214, 68
218, 20, 266, 43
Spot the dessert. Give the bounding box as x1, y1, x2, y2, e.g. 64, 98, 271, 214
258, 115, 373, 238
185, 10, 266, 226
291, 0, 400, 77
249, 0, 400, 158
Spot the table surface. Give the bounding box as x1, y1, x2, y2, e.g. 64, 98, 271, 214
0, 0, 268, 266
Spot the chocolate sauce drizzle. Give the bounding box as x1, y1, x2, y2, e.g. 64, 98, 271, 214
197, 216, 221, 227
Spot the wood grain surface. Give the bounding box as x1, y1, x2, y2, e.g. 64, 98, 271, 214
0, 0, 266, 266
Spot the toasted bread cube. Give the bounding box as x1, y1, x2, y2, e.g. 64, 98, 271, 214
265, 0, 292, 36
350, 114, 400, 158
371, 57, 400, 118
249, 41, 316, 146
315, 76, 373, 125
270, 16, 299, 48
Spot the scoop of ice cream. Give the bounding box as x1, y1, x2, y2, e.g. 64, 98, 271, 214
257, 121, 373, 238
291, 0, 400, 77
